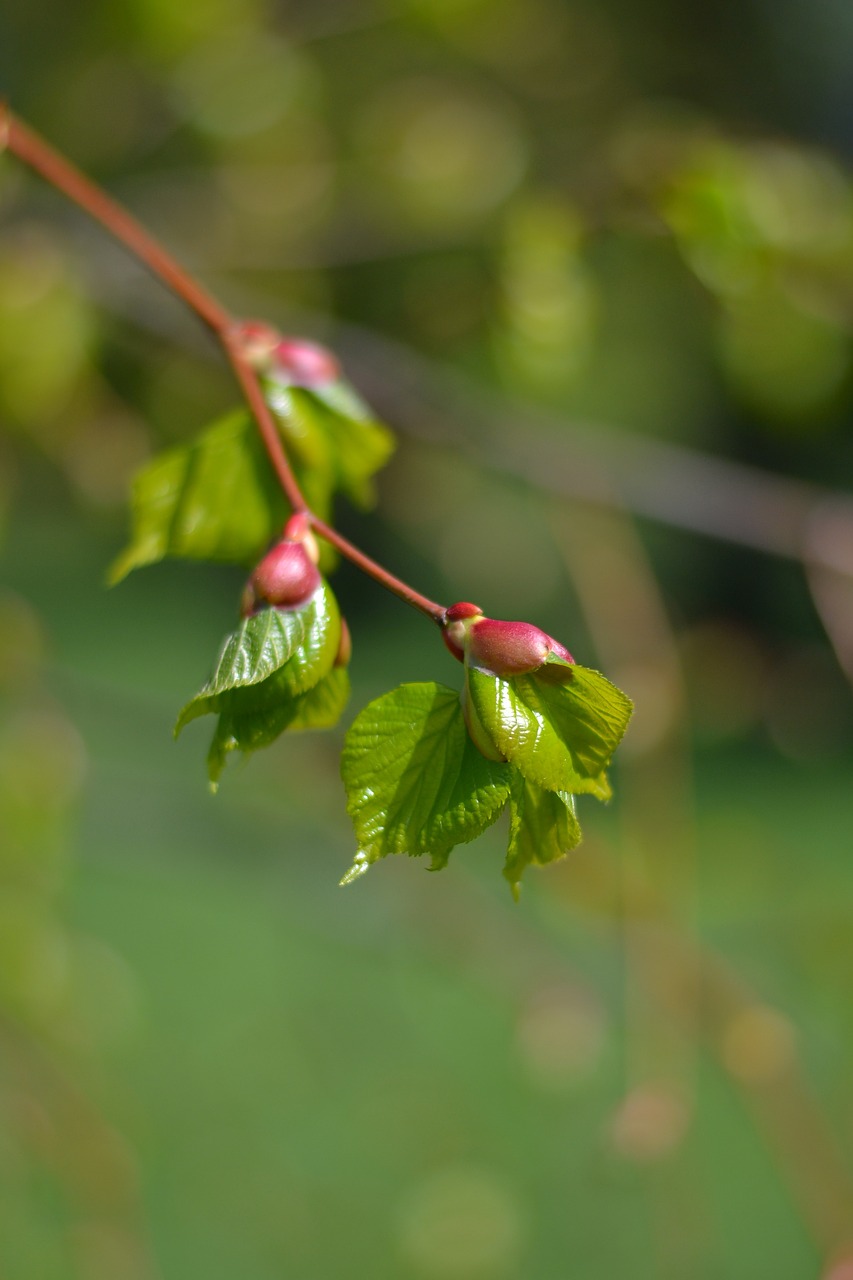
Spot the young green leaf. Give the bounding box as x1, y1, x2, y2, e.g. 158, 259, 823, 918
109, 410, 285, 584
207, 667, 350, 786
466, 664, 632, 799
340, 682, 512, 879
265, 379, 395, 513
304, 381, 396, 509
504, 777, 581, 897
175, 582, 341, 733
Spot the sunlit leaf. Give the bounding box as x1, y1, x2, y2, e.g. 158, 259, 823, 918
175, 582, 340, 734
341, 682, 511, 877
504, 776, 581, 896
467, 663, 632, 799
266, 379, 395, 511
112, 374, 394, 584
207, 666, 350, 786
109, 410, 284, 584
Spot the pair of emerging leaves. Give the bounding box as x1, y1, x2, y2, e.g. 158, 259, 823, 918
110, 334, 633, 890
175, 581, 349, 787
342, 658, 631, 895
109, 368, 394, 584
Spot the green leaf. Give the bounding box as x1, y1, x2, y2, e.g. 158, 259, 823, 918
341, 682, 512, 878
278, 664, 350, 731
207, 666, 350, 786
175, 582, 340, 734
111, 378, 393, 584
109, 410, 284, 584
304, 382, 396, 509
504, 777, 581, 896
467, 664, 632, 799
265, 379, 395, 510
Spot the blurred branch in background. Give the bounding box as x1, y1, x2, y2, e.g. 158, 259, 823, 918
335, 321, 853, 704
552, 497, 704, 1278
340, 320, 853, 572
71, 259, 853, 586
548, 497, 853, 1272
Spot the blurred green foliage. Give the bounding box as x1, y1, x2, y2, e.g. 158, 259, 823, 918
3, 0, 853, 1277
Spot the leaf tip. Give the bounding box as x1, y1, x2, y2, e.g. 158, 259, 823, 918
105, 552, 132, 588
340, 851, 371, 886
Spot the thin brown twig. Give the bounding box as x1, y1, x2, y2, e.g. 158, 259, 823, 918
2, 110, 230, 334
310, 515, 445, 621
1, 105, 447, 622
550, 495, 853, 1265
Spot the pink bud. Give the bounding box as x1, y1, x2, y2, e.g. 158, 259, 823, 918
241, 539, 320, 615
441, 601, 574, 675
283, 512, 320, 564
468, 618, 554, 675
442, 602, 484, 662
273, 338, 340, 387
445, 602, 483, 621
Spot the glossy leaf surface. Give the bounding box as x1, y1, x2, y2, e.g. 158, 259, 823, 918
467, 664, 632, 798
504, 777, 581, 895
112, 380, 393, 583
265, 379, 395, 514
175, 582, 340, 733
207, 667, 350, 785
110, 410, 283, 583
341, 682, 512, 878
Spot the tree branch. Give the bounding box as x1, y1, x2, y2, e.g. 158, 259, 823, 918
1, 105, 446, 622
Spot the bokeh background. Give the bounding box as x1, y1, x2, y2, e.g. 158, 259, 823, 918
3, 1, 853, 1277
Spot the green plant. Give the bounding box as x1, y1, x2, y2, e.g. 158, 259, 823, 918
1, 108, 631, 892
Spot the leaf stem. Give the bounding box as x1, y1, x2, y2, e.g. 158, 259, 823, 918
310, 516, 445, 622
2, 105, 447, 622
220, 332, 308, 512
2, 110, 230, 334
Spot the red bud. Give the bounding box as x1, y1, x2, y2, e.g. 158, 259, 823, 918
442, 602, 484, 662
283, 512, 320, 564
469, 619, 553, 675
241, 538, 320, 615
441, 602, 574, 676
445, 602, 483, 621
273, 338, 340, 387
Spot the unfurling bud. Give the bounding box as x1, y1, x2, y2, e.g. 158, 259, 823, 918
241, 515, 321, 616
226, 322, 341, 387
282, 512, 321, 565
442, 601, 574, 676
272, 338, 340, 387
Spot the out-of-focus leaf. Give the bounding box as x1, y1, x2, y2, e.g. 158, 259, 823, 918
0, 238, 96, 432
175, 582, 340, 734
340, 682, 511, 880
308, 380, 396, 507
467, 664, 632, 799
207, 666, 350, 786
109, 410, 284, 583
504, 776, 581, 896
112, 376, 394, 583
266, 379, 395, 512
